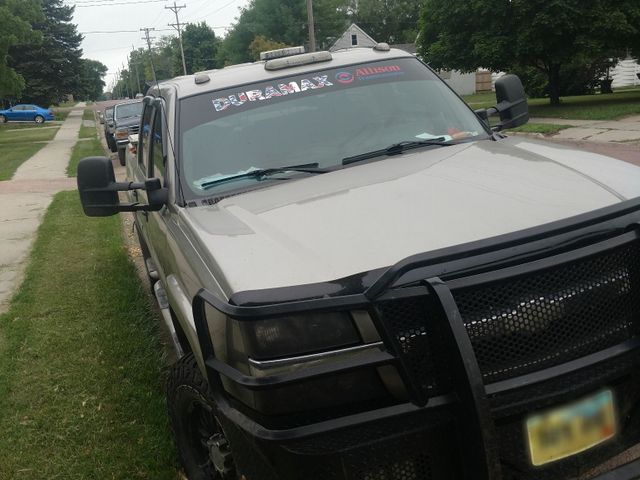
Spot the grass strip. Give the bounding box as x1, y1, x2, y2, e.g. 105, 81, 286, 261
0, 127, 59, 144
79, 123, 97, 140
83, 109, 95, 121
0, 143, 48, 181
463, 88, 640, 120
67, 136, 104, 177
507, 123, 572, 135
0, 191, 178, 479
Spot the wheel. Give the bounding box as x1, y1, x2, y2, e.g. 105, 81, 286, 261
108, 135, 117, 152
0, 115, 6, 123
34, 115, 44, 124
118, 148, 126, 166
167, 354, 239, 480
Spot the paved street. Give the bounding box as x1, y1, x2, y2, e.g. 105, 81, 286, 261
0, 105, 83, 313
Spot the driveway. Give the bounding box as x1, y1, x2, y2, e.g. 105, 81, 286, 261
0, 104, 83, 312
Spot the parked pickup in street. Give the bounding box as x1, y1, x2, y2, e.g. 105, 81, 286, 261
112, 100, 142, 166
77, 45, 640, 480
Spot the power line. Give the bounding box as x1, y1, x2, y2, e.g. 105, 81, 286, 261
72, 0, 167, 7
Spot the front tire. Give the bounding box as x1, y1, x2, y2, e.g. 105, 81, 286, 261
118, 148, 126, 166
34, 115, 44, 124
167, 354, 238, 480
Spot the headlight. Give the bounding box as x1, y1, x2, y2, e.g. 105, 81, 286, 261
115, 127, 129, 140
240, 312, 361, 360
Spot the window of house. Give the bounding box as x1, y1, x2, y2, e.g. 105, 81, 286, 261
351, 34, 358, 46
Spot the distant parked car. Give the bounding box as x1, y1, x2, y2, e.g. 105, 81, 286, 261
104, 106, 116, 152
0, 104, 55, 124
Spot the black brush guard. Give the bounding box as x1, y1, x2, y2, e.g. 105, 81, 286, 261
193, 198, 640, 480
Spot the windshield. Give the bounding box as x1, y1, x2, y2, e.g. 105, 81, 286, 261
114, 101, 142, 120
179, 57, 490, 198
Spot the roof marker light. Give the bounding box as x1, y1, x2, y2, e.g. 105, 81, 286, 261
265, 51, 333, 71
194, 73, 211, 85
260, 46, 306, 61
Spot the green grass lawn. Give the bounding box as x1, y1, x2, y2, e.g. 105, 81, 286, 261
0, 191, 178, 479
0, 144, 48, 181
506, 123, 573, 135
463, 88, 640, 120
68, 136, 104, 176
0, 127, 60, 180
0, 127, 59, 144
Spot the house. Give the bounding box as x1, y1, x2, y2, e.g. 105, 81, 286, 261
611, 57, 640, 88
329, 24, 378, 51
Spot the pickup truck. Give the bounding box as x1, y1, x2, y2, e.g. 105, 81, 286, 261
77, 45, 640, 480
112, 100, 142, 166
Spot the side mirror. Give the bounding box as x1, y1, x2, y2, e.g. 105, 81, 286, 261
77, 157, 120, 216
494, 74, 529, 130
77, 156, 168, 217
474, 74, 529, 131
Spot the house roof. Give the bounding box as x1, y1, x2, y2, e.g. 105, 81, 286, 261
329, 23, 378, 51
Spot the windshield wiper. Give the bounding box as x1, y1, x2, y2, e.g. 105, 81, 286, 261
199, 163, 328, 190
342, 138, 451, 165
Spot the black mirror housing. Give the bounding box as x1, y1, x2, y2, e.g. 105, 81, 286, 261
77, 156, 168, 217
494, 74, 529, 130
77, 157, 120, 217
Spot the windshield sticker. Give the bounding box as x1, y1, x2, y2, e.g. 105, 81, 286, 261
212, 75, 334, 112
335, 64, 404, 84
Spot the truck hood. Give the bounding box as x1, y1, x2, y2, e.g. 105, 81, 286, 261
181, 137, 640, 295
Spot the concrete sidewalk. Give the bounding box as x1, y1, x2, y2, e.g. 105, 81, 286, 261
530, 116, 640, 143
0, 104, 84, 313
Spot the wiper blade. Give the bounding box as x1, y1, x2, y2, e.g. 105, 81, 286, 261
198, 163, 327, 190
342, 138, 450, 165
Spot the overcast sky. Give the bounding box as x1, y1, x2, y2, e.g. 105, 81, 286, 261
69, 0, 251, 91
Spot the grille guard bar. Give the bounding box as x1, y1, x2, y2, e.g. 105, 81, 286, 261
192, 197, 640, 480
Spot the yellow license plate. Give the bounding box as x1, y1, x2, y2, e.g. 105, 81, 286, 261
526, 390, 616, 466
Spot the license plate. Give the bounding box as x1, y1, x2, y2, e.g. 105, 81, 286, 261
526, 390, 616, 466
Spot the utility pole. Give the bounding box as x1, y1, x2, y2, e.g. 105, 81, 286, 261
141, 27, 158, 85
123, 62, 132, 98
131, 45, 142, 94
306, 0, 316, 52
166, 1, 187, 75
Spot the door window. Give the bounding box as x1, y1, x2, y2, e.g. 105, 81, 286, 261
139, 103, 153, 174
150, 106, 165, 179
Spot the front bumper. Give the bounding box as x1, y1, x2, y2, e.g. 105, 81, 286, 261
193, 198, 640, 480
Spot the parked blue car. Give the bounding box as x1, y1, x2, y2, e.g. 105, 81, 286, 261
0, 104, 55, 124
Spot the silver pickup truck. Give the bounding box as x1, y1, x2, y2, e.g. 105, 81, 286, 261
77, 46, 640, 480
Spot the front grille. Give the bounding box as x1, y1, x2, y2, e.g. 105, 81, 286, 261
128, 124, 140, 134
454, 240, 640, 384
375, 240, 640, 394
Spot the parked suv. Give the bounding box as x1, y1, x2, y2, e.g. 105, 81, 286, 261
77, 46, 640, 480
112, 100, 142, 166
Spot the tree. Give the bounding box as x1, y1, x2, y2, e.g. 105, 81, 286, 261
418, 0, 640, 105
0, 0, 42, 102
178, 22, 219, 74
9, 0, 83, 106
218, 0, 348, 65
248, 36, 289, 60
348, 0, 422, 44
76, 59, 107, 101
